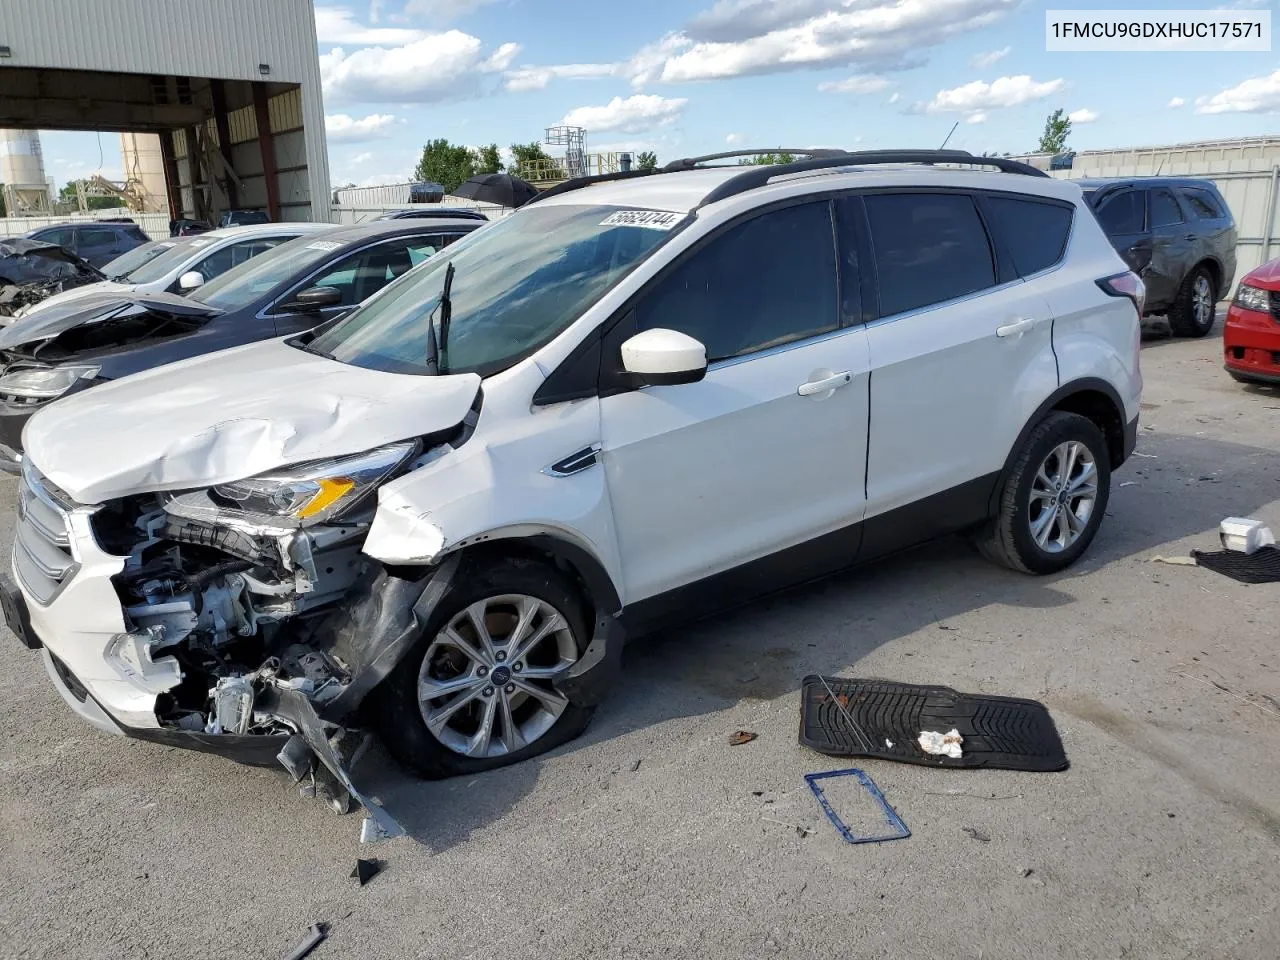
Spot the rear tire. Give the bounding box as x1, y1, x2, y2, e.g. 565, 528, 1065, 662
976, 412, 1112, 575
1168, 266, 1216, 338
372, 555, 596, 779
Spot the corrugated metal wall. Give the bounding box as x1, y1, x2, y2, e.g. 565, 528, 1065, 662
1014, 138, 1280, 281
0, 0, 318, 82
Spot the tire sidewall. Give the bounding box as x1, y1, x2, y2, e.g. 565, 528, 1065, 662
1006, 416, 1112, 574
1174, 267, 1215, 337
373, 556, 594, 778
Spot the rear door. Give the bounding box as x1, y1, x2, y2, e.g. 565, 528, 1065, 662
860, 190, 1058, 544
1146, 187, 1194, 308
1092, 187, 1149, 280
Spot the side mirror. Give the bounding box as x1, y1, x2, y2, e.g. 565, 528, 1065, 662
283, 286, 343, 312
177, 270, 205, 291
620, 328, 707, 386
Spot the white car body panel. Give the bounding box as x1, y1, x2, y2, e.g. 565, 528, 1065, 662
601, 328, 871, 602
23, 337, 481, 504
23, 223, 333, 316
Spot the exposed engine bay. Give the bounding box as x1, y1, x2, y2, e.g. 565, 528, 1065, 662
0, 239, 103, 319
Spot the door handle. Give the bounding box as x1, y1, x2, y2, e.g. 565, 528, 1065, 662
797, 371, 853, 396
996, 318, 1037, 338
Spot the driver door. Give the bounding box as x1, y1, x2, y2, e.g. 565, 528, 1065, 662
598, 199, 871, 612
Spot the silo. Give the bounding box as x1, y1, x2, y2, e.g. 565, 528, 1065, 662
0, 129, 53, 215
120, 132, 169, 214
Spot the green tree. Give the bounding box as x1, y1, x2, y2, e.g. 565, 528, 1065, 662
737, 151, 797, 166
1037, 109, 1072, 154
472, 143, 503, 175
635, 150, 658, 172
58, 181, 126, 210
413, 138, 476, 193
509, 141, 554, 177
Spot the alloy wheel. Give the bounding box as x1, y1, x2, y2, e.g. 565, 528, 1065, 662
1193, 275, 1213, 329
417, 594, 579, 758
1027, 441, 1098, 554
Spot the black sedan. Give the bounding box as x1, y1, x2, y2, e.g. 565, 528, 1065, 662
0, 218, 482, 468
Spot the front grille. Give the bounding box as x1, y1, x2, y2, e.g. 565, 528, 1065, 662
1270, 290, 1280, 322
13, 461, 79, 605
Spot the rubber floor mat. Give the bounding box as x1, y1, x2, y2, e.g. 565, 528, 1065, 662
1192, 547, 1280, 584
799, 676, 1068, 772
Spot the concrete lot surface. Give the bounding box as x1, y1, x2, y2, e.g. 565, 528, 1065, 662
1, 314, 1279, 959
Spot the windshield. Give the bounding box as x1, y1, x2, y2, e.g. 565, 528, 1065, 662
308, 204, 682, 377
112, 237, 203, 284
189, 234, 345, 312
103, 239, 181, 281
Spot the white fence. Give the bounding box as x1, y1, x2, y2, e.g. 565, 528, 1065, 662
0, 209, 171, 241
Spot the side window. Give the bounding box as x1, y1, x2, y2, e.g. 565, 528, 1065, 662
983, 195, 1074, 277
1150, 189, 1185, 228
77, 227, 119, 249
633, 201, 839, 363
294, 240, 417, 308
406, 236, 441, 266
35, 228, 73, 247
1096, 191, 1144, 234
193, 238, 288, 280
1181, 188, 1225, 219
863, 193, 996, 317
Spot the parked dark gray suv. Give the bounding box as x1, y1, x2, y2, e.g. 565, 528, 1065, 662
24, 221, 150, 268
1081, 177, 1236, 337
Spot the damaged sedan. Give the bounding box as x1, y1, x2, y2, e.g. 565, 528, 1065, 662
0, 238, 105, 317
0, 218, 481, 471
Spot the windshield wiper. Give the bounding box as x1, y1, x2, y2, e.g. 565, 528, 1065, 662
438, 262, 455, 374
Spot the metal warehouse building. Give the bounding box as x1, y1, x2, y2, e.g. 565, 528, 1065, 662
0, 0, 331, 222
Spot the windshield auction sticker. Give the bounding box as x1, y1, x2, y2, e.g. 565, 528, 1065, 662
601, 210, 682, 230
304, 240, 344, 251
1046, 10, 1270, 51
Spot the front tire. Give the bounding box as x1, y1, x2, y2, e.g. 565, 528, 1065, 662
372, 556, 596, 779
976, 412, 1112, 575
1168, 266, 1216, 338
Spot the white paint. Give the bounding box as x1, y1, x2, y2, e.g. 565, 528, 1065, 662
23, 223, 334, 316
620, 328, 706, 375
22, 337, 481, 503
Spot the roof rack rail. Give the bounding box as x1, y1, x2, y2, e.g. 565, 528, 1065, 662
524, 148, 1048, 208
696, 149, 1049, 207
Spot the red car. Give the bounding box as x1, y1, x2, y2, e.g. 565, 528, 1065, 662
1224, 258, 1280, 385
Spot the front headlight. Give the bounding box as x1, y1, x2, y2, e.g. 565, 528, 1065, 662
0, 364, 100, 399
166, 441, 417, 532
1234, 283, 1272, 314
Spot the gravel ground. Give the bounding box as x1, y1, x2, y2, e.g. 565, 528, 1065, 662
2, 312, 1279, 960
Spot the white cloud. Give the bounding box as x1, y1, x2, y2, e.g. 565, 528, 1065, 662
1196, 70, 1280, 113
368, 0, 382, 23
314, 7, 425, 45
888, 91, 901, 104
504, 63, 617, 92
925, 75, 1064, 113
685, 0, 834, 43
966, 111, 988, 124
325, 112, 397, 142
351, 151, 374, 164
1168, 96, 1186, 108
1068, 108, 1098, 123
633, 0, 1017, 85
561, 95, 688, 134
358, 172, 409, 188
320, 32, 518, 102
818, 74, 890, 94
403, 0, 497, 19
970, 46, 1011, 68
726, 132, 745, 144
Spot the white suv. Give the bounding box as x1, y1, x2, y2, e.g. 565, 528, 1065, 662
6, 150, 1142, 785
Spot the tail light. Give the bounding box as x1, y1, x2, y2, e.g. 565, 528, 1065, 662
1097, 271, 1145, 316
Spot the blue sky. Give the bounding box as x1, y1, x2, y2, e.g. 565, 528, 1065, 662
38, 0, 1280, 191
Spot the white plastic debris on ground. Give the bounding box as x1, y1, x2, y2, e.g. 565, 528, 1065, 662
1219, 517, 1275, 555
918, 729, 964, 758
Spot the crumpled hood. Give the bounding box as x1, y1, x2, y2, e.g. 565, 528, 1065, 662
0, 291, 218, 351
18, 279, 127, 317
23, 337, 482, 504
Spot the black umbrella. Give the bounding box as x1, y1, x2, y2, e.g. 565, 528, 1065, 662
451, 173, 539, 209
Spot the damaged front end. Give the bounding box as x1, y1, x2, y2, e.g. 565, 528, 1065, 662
0, 240, 104, 319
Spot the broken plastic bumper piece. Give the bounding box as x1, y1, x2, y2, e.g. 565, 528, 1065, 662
104, 625, 183, 695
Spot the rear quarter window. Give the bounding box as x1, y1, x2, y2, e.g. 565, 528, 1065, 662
982, 195, 1074, 277
1180, 187, 1227, 220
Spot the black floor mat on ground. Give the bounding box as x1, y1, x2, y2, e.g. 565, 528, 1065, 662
799, 676, 1068, 772
1192, 547, 1280, 584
